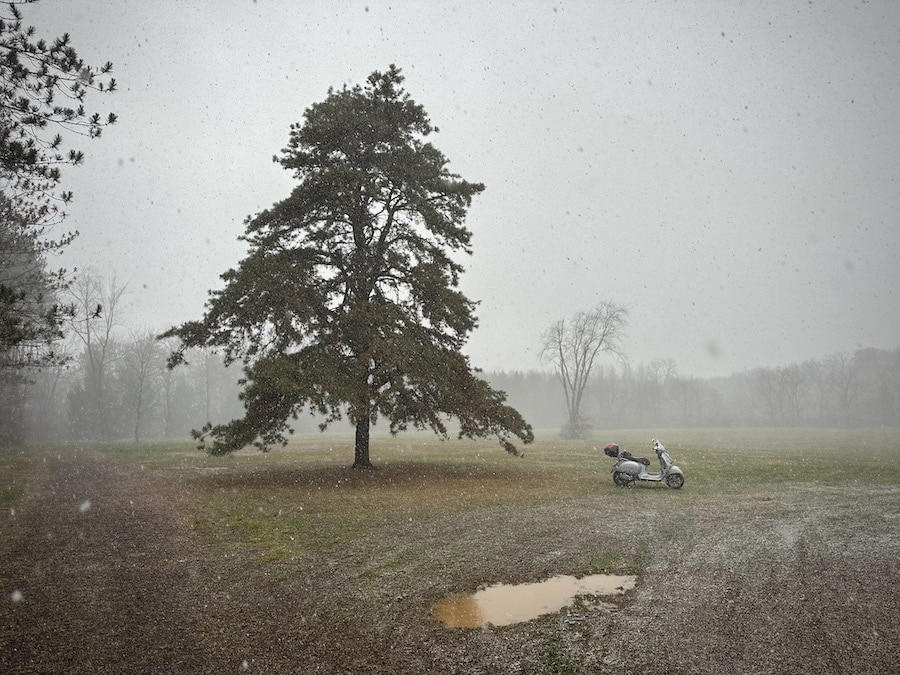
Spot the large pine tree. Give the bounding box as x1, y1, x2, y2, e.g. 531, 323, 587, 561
164, 66, 532, 467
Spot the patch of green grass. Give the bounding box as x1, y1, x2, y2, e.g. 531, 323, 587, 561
0, 446, 41, 510
533, 632, 582, 675
0, 446, 48, 542
85, 439, 212, 467
90, 429, 900, 572
592, 428, 900, 495
580, 551, 619, 575
0, 458, 21, 509
86, 431, 900, 595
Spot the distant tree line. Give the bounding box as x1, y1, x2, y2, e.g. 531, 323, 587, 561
6, 310, 898, 445
488, 347, 900, 431
1, 271, 246, 444
6, 335, 246, 445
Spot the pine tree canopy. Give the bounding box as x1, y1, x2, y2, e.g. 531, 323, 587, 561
0, 2, 117, 225
162, 65, 533, 466
0, 2, 115, 377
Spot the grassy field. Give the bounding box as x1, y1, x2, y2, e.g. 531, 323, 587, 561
3, 428, 899, 673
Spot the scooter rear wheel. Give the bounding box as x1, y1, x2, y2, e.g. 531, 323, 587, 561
613, 471, 632, 487
666, 473, 684, 489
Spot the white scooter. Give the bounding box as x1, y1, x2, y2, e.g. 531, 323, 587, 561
604, 439, 684, 489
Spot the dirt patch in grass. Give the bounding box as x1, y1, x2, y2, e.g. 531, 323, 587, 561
0, 447, 209, 673
1, 432, 899, 673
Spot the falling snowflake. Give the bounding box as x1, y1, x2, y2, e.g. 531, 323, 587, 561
11, 590, 23, 603
79, 500, 91, 513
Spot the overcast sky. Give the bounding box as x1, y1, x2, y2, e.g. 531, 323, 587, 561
27, 0, 900, 378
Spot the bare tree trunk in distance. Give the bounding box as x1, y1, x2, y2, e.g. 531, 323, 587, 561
68, 272, 127, 441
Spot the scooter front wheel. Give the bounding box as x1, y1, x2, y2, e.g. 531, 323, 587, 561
666, 473, 685, 489
613, 471, 632, 487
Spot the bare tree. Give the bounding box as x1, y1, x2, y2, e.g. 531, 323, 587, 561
540, 301, 628, 438
183, 346, 241, 428
669, 375, 706, 425
634, 358, 677, 424
123, 329, 161, 442
157, 336, 180, 438
750, 367, 784, 422
594, 362, 626, 426
824, 352, 859, 426
67, 271, 126, 440
854, 347, 900, 426
25, 339, 76, 441
781, 363, 809, 422
806, 358, 831, 424
197, 347, 218, 424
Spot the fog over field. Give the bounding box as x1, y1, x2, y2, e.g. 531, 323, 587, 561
27, 0, 900, 378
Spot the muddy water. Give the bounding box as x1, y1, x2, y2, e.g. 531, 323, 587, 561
433, 573, 637, 628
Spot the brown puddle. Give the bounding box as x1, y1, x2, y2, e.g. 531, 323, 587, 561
433, 573, 637, 628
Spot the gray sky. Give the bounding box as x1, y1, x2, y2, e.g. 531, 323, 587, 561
28, 0, 900, 377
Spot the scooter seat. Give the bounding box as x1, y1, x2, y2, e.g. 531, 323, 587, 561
621, 451, 651, 466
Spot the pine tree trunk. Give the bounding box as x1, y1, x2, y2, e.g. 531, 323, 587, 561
352, 418, 374, 469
